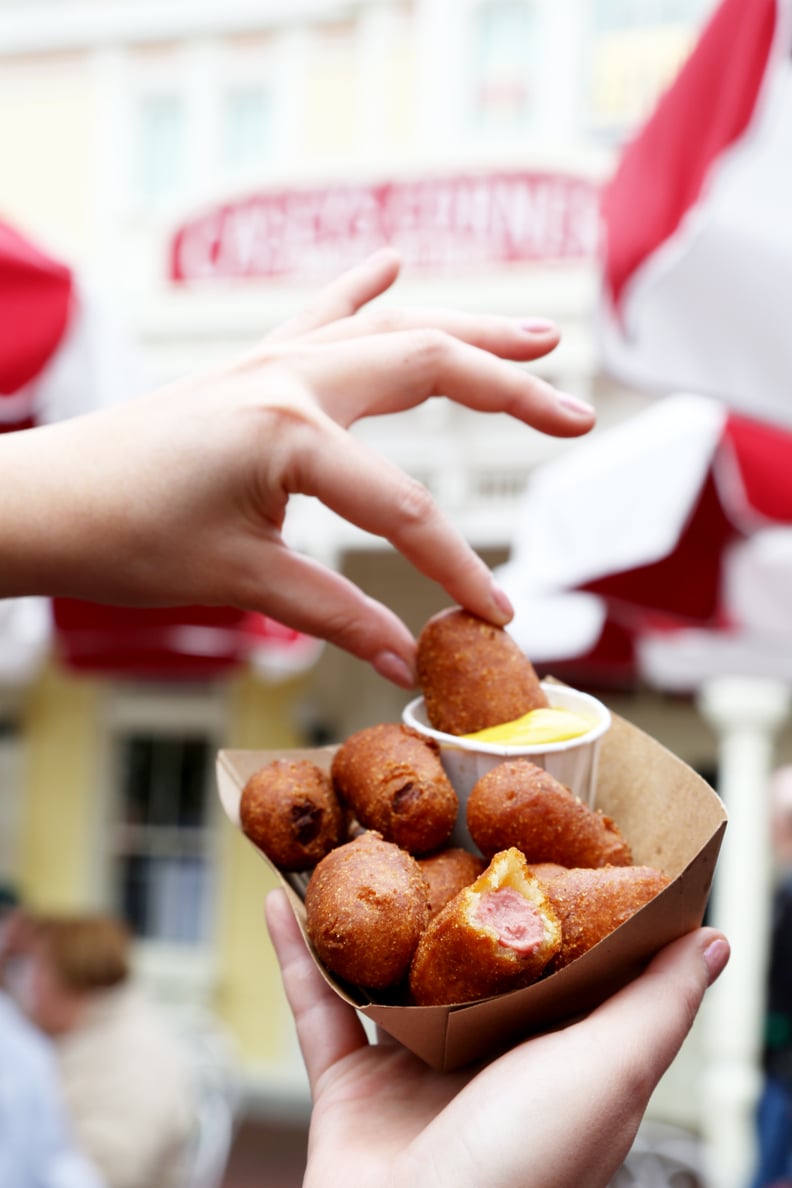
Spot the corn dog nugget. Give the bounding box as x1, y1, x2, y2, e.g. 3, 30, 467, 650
331, 723, 457, 855
467, 759, 632, 868
409, 848, 561, 1006
240, 758, 344, 871
416, 607, 547, 735
305, 832, 430, 990
530, 863, 671, 970
418, 847, 487, 920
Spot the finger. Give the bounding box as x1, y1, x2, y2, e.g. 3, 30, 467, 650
294, 329, 594, 436
301, 303, 561, 363
265, 889, 370, 1091
266, 249, 402, 342
240, 542, 419, 686
585, 926, 730, 1074
416, 927, 729, 1188
274, 417, 519, 627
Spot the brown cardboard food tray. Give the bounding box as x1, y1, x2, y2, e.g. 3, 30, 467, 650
216, 704, 726, 1073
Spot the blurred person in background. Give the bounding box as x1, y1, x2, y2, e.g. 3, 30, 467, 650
752, 767, 792, 1188
0, 887, 106, 1188
22, 913, 197, 1188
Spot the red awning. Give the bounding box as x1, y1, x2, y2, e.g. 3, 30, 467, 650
0, 220, 73, 428
598, 0, 792, 430
499, 395, 792, 692
51, 601, 322, 681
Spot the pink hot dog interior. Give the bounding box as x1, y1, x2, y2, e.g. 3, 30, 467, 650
476, 888, 546, 954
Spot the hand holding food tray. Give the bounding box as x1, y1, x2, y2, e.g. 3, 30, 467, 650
216, 610, 726, 1072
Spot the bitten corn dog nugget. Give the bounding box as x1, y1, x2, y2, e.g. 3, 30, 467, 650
418, 847, 487, 920
305, 831, 430, 990
240, 758, 344, 871
409, 848, 561, 1006
331, 723, 458, 855
416, 607, 548, 736
467, 759, 632, 868
530, 863, 671, 969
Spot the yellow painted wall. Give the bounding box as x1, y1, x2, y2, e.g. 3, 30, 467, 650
19, 662, 104, 910
0, 53, 97, 262
387, 38, 416, 147
213, 669, 308, 1068
17, 653, 311, 1071
303, 24, 358, 158
586, 26, 697, 129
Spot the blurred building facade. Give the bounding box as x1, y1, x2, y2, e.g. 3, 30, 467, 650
1, 0, 765, 1117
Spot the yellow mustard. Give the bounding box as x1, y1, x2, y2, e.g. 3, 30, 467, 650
462, 707, 592, 746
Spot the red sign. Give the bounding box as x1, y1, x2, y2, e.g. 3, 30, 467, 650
170, 171, 601, 282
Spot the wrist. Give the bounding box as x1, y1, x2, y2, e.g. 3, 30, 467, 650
0, 419, 105, 599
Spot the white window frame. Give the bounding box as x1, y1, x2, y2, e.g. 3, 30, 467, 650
99, 682, 230, 1007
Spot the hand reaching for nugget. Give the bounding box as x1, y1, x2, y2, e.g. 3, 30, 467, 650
0, 249, 594, 686
265, 887, 729, 1188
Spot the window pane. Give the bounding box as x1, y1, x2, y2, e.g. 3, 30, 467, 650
470, 1, 538, 131
223, 87, 271, 171
114, 734, 212, 944
137, 94, 185, 204
586, 0, 713, 133
593, 0, 712, 30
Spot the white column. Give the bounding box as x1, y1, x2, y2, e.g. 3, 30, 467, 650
184, 36, 222, 206
697, 676, 791, 1188
273, 26, 311, 174
356, 3, 403, 159
413, 0, 469, 161
91, 44, 132, 290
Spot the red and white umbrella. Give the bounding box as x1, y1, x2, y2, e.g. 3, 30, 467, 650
498, 392, 792, 691
598, 0, 792, 428
0, 221, 321, 684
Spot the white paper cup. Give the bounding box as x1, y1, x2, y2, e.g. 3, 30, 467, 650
402, 682, 611, 849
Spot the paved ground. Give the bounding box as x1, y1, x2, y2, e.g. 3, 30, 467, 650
221, 1116, 309, 1188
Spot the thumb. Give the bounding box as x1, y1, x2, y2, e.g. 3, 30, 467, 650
265, 889, 371, 1092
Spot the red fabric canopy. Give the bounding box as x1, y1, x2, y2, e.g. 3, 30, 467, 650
0, 221, 72, 423
597, 0, 792, 431
501, 397, 792, 692
602, 0, 778, 318
51, 600, 320, 680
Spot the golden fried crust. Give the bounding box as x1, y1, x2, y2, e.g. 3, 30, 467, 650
416, 607, 548, 735
418, 848, 487, 920
331, 723, 458, 854
409, 848, 561, 1006
240, 758, 344, 871
530, 864, 671, 969
467, 759, 633, 868
305, 832, 430, 990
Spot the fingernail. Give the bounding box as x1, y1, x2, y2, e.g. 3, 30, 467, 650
366, 246, 400, 267
521, 318, 557, 333
373, 650, 416, 688
557, 391, 595, 416
491, 583, 514, 622
703, 937, 730, 986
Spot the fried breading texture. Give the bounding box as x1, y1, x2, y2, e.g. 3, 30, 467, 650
409, 848, 562, 1006
331, 723, 458, 854
416, 608, 548, 735
305, 832, 430, 990
417, 847, 487, 920
240, 758, 344, 871
529, 863, 671, 969
467, 759, 633, 868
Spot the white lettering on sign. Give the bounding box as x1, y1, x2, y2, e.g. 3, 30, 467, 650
169, 172, 602, 281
